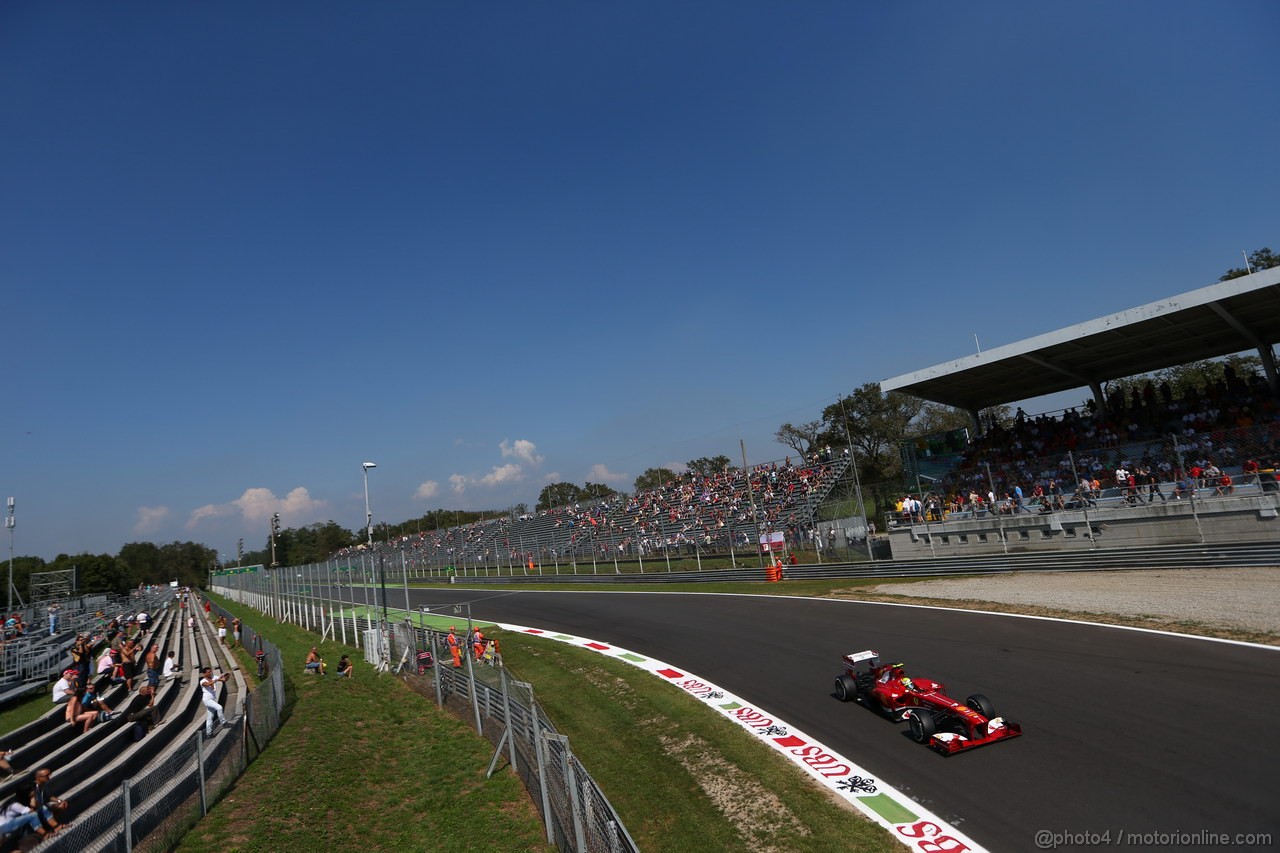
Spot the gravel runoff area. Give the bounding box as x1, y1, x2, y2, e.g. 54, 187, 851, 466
869, 567, 1280, 636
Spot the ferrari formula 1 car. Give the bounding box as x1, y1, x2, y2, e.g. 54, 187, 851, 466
834, 650, 1022, 755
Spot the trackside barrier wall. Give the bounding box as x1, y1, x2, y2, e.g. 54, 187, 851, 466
35, 603, 285, 853
213, 582, 638, 853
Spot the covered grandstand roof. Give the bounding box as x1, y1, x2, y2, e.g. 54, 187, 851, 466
880, 266, 1280, 412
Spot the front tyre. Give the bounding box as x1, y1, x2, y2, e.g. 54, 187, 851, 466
908, 710, 937, 744
834, 674, 857, 702
966, 693, 996, 718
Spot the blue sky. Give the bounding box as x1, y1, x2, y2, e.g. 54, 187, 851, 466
3, 1, 1276, 561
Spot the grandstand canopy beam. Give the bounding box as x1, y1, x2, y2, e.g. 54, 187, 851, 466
880, 266, 1280, 415
1206, 300, 1278, 389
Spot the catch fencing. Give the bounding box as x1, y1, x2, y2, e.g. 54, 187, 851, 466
37, 605, 285, 853
214, 582, 638, 853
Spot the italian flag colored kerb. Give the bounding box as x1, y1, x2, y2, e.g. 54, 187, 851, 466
499, 623, 987, 853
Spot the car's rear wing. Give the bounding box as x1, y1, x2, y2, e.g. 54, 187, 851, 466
843, 650, 880, 667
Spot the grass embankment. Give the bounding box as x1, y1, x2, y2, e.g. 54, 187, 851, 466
174, 599, 549, 853
500, 637, 896, 852
177, 595, 896, 852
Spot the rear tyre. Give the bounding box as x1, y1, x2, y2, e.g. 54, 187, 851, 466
966, 693, 996, 718
834, 674, 857, 702
908, 711, 937, 744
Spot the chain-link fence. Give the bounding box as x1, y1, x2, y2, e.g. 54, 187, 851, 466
394, 623, 638, 853
213, 580, 637, 853
35, 606, 285, 853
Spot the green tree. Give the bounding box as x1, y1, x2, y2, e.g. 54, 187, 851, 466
913, 402, 982, 436
581, 482, 617, 501
118, 542, 163, 589
1219, 248, 1279, 281
157, 541, 218, 589
685, 456, 732, 478
48, 552, 125, 594
774, 420, 823, 459
537, 482, 586, 511
633, 466, 678, 492
271, 521, 358, 565
818, 384, 926, 477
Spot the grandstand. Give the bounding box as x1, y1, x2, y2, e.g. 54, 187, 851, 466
879, 267, 1280, 558
334, 451, 855, 574
0, 589, 258, 852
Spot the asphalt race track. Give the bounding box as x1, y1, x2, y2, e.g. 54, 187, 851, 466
334, 586, 1280, 851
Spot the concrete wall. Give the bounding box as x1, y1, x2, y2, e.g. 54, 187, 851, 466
887, 491, 1280, 560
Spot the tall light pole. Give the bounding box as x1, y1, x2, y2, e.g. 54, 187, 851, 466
6, 497, 15, 614
362, 461, 377, 547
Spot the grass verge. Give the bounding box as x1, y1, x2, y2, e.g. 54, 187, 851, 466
174, 596, 550, 853
499, 635, 898, 853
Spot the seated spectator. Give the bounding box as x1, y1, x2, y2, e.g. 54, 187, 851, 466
1215, 474, 1234, 496
0, 791, 56, 842
335, 655, 353, 678
80, 682, 115, 728
52, 670, 78, 706
162, 650, 182, 681
97, 648, 113, 677
30, 768, 69, 832
65, 690, 98, 734
304, 647, 326, 676
126, 684, 159, 739
0, 750, 15, 779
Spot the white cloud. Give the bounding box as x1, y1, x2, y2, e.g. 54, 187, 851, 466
588, 463, 628, 484
186, 487, 328, 529
479, 463, 523, 486
187, 502, 236, 527
500, 439, 544, 466
415, 480, 440, 500
133, 506, 169, 535
449, 464, 525, 493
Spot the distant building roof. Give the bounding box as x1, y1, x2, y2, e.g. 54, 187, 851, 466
880, 266, 1280, 412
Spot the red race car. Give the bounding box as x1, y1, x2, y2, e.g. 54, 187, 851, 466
834, 650, 1022, 755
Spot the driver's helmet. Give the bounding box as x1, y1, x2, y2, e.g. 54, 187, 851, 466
900, 676, 916, 691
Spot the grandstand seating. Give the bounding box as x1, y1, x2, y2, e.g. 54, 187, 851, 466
335, 452, 852, 572
0, 592, 246, 852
